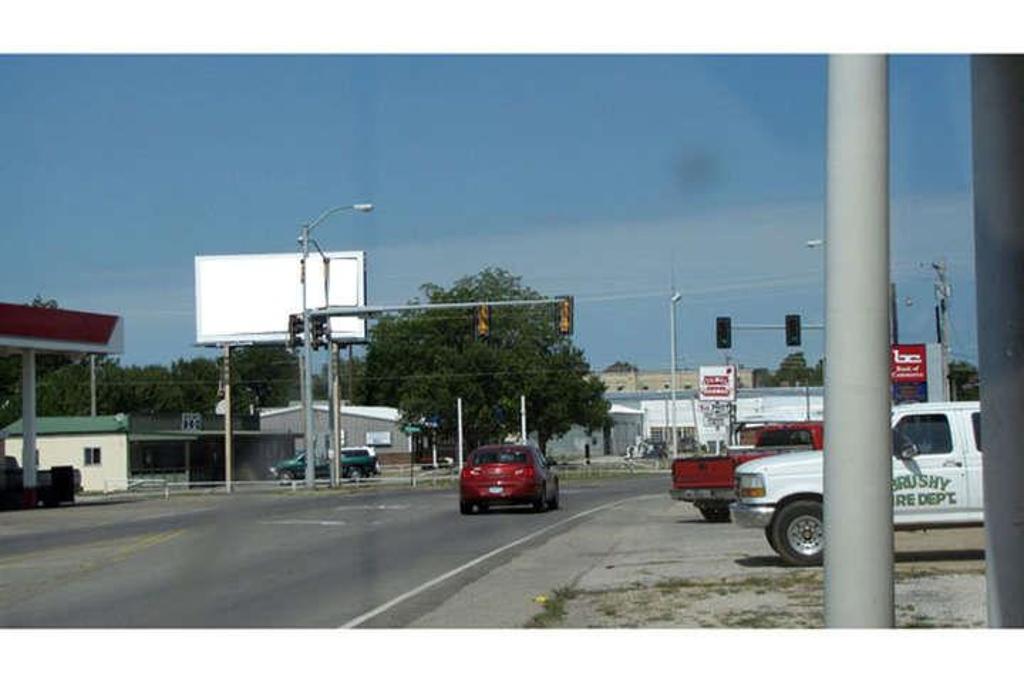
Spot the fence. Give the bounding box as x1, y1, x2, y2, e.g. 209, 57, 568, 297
92, 457, 669, 500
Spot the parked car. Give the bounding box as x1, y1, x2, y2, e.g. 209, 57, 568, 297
459, 444, 560, 514
269, 448, 380, 481
670, 421, 824, 522
732, 402, 981, 566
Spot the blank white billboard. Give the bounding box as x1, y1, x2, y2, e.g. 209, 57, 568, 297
195, 251, 366, 345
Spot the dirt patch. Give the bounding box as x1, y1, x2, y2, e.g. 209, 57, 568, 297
530, 566, 986, 628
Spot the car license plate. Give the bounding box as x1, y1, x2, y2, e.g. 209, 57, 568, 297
488, 486, 503, 494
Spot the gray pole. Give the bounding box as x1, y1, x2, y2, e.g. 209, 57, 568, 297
933, 259, 953, 400
89, 354, 97, 417
520, 395, 527, 443
21, 349, 37, 495
972, 55, 1024, 627
328, 341, 339, 487
301, 226, 316, 488
670, 294, 680, 458
823, 54, 894, 628
223, 344, 233, 493
890, 282, 899, 345
457, 397, 464, 471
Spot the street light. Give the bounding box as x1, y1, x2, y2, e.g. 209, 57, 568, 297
670, 292, 682, 458
299, 203, 374, 488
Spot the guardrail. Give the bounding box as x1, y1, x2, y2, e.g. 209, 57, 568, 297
90, 458, 669, 500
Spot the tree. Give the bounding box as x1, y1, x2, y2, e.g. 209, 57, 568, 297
603, 361, 638, 373
949, 360, 979, 401
361, 268, 610, 452
230, 346, 301, 412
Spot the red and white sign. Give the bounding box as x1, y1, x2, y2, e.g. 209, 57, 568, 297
699, 365, 736, 402
891, 344, 927, 383
0, 302, 123, 355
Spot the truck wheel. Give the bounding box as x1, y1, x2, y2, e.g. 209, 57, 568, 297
770, 500, 824, 566
697, 504, 731, 523
342, 466, 352, 479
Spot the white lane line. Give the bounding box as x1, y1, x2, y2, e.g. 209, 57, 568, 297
262, 520, 348, 527
338, 493, 659, 629
334, 504, 411, 511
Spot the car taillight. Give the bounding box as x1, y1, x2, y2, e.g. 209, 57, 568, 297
514, 466, 535, 479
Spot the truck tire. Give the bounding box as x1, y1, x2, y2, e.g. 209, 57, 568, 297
696, 504, 731, 523
764, 527, 779, 554
770, 499, 824, 566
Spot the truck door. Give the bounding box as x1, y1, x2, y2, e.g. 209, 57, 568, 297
963, 410, 984, 518
891, 412, 967, 521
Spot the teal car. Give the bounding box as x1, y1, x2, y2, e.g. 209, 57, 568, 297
269, 448, 380, 481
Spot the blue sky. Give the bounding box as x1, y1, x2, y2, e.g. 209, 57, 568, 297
0, 55, 976, 371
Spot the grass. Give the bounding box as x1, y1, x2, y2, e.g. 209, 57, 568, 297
525, 586, 578, 628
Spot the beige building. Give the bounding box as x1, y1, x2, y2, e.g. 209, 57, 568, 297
598, 367, 754, 394
4, 416, 130, 493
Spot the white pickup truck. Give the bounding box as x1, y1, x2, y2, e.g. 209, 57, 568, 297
731, 401, 982, 566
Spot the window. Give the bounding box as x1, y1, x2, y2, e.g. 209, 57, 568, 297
972, 412, 981, 451
893, 414, 953, 455
471, 450, 528, 465
84, 447, 102, 466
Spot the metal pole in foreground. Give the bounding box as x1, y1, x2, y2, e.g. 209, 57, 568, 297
823, 54, 893, 628
329, 341, 340, 487
972, 55, 1024, 627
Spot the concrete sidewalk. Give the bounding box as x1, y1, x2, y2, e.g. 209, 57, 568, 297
411, 494, 987, 628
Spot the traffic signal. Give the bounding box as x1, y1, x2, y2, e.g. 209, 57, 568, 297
474, 304, 492, 339
311, 316, 329, 350
785, 314, 802, 347
715, 317, 732, 349
557, 296, 574, 335
287, 313, 304, 348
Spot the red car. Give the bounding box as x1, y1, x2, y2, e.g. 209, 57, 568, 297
459, 444, 560, 514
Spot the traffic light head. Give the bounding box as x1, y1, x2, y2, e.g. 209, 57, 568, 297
715, 317, 732, 349
311, 316, 330, 350
287, 313, 305, 348
475, 304, 492, 338
558, 296, 574, 336
785, 314, 802, 347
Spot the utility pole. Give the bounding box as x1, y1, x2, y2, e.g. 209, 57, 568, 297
89, 355, 97, 417
670, 292, 681, 458
329, 341, 340, 487
823, 54, 894, 628
932, 259, 953, 400
223, 344, 233, 493
890, 282, 899, 345
520, 395, 527, 444
457, 397, 464, 471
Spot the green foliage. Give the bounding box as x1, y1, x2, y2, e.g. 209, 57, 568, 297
753, 353, 824, 388
361, 268, 609, 451
949, 360, 979, 400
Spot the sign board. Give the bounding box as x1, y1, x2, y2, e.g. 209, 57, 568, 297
402, 424, 422, 435
194, 251, 366, 345
891, 344, 928, 404
699, 365, 736, 402
366, 431, 392, 447
180, 413, 203, 432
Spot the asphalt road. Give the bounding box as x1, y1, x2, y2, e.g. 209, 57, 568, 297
0, 475, 665, 627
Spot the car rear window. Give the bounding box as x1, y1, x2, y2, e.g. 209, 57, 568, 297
758, 429, 813, 448
471, 450, 529, 465
344, 449, 370, 457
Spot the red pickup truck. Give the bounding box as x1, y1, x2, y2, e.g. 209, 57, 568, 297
669, 421, 824, 522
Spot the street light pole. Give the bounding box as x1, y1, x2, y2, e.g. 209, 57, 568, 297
299, 203, 374, 489
670, 292, 682, 458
